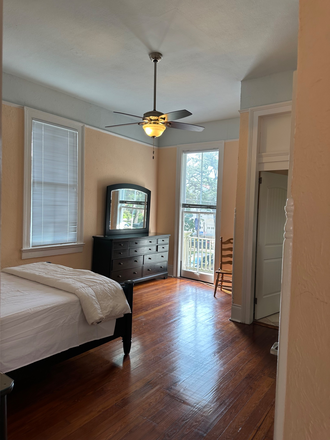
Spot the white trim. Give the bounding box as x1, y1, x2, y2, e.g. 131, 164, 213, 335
84, 124, 155, 148
173, 141, 225, 278
160, 138, 239, 149
230, 304, 242, 323
274, 71, 297, 440
258, 151, 290, 164
231, 208, 237, 316
244, 101, 291, 114
3, 100, 154, 148
2, 100, 23, 108
23, 107, 84, 258
273, 197, 294, 440
258, 161, 289, 172
224, 138, 239, 143
241, 102, 292, 324
22, 243, 85, 259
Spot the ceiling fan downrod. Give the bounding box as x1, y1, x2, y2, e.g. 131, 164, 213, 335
105, 51, 204, 138
149, 52, 162, 112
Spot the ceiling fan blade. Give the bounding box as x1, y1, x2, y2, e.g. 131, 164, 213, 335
105, 122, 143, 128
113, 111, 143, 119
166, 121, 204, 132
161, 109, 192, 121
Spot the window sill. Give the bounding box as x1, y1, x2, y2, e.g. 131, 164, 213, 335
21, 243, 85, 259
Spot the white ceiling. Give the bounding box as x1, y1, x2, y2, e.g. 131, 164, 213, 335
3, 0, 298, 124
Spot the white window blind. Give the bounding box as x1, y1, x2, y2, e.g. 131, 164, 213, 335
31, 120, 79, 247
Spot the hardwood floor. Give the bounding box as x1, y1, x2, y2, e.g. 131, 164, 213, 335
7, 278, 278, 440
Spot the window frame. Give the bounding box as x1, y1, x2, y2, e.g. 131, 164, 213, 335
22, 107, 84, 259
173, 141, 224, 279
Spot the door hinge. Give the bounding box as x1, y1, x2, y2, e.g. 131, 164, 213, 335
254, 297, 258, 305
259, 177, 262, 185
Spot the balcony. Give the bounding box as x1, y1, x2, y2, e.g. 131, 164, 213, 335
182, 232, 215, 274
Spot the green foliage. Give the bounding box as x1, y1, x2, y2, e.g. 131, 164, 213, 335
184, 151, 219, 205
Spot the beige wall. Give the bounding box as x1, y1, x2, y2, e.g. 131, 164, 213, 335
232, 112, 249, 305
156, 141, 239, 271
1, 104, 158, 269
221, 140, 239, 240
156, 146, 177, 268
2, 103, 238, 276
283, 1, 330, 438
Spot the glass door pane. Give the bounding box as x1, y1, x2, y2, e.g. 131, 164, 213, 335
180, 150, 219, 283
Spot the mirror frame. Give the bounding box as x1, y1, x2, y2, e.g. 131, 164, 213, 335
104, 183, 151, 236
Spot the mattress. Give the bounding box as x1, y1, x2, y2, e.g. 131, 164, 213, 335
0, 273, 117, 373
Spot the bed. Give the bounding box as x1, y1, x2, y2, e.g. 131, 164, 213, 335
0, 263, 133, 374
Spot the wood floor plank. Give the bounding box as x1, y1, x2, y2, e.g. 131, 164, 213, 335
250, 403, 275, 440
7, 278, 278, 440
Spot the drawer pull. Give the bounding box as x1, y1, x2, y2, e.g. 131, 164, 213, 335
133, 271, 137, 274
120, 244, 124, 247
117, 275, 122, 278
134, 259, 138, 262
135, 241, 138, 244
148, 257, 152, 260
149, 240, 152, 243
161, 255, 164, 258
119, 252, 123, 255
118, 262, 123, 265
160, 266, 163, 269
149, 248, 152, 250
134, 250, 138, 252
148, 268, 152, 271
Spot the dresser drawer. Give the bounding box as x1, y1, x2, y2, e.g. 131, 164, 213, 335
93, 233, 170, 283
157, 237, 169, 245
112, 255, 143, 271
144, 252, 168, 264
113, 241, 129, 250
143, 262, 168, 277
157, 244, 169, 252
112, 249, 129, 258
129, 245, 157, 256
110, 266, 142, 282
129, 238, 157, 247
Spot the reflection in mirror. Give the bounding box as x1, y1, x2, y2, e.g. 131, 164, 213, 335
109, 189, 148, 230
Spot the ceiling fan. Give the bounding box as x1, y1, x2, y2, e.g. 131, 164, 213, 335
106, 52, 204, 138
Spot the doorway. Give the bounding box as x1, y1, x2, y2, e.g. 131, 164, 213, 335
179, 150, 220, 283
254, 170, 288, 326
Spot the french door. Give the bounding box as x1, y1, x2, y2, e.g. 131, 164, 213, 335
180, 150, 219, 283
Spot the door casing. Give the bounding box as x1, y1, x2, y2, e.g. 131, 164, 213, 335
238, 102, 292, 324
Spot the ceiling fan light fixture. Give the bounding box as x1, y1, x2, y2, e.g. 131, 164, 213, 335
143, 122, 166, 138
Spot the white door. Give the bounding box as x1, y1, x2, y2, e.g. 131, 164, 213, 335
255, 171, 288, 319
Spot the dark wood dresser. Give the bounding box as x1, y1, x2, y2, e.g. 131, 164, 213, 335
92, 233, 170, 283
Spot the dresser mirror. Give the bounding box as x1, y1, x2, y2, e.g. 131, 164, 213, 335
105, 183, 151, 236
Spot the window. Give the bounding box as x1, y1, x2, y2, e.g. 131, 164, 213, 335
23, 108, 84, 258
180, 150, 220, 283
117, 189, 147, 229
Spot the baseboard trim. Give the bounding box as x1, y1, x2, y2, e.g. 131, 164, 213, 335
231, 304, 242, 322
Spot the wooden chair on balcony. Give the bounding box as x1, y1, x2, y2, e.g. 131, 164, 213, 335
214, 237, 233, 297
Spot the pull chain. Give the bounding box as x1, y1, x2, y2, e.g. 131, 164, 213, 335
152, 137, 155, 160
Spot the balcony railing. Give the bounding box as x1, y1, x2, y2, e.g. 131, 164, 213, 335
182, 232, 215, 274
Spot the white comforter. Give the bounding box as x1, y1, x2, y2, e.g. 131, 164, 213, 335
2, 263, 131, 325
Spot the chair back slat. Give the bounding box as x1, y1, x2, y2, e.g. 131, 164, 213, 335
214, 237, 233, 297
220, 237, 233, 269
